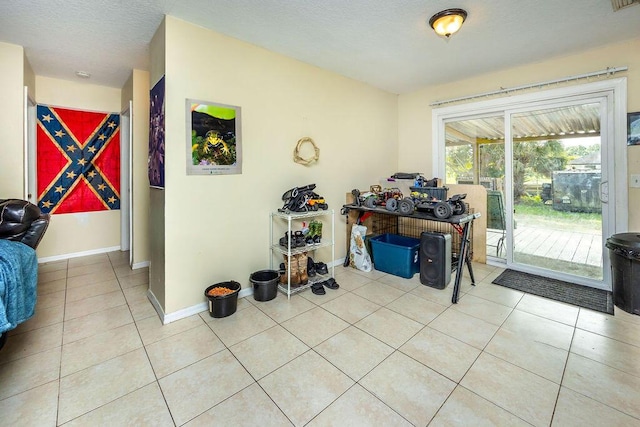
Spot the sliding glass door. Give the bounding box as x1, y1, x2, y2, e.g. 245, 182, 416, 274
509, 102, 604, 281
437, 79, 626, 290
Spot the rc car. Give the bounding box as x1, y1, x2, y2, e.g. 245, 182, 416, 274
353, 185, 404, 211
397, 193, 467, 219
279, 184, 328, 212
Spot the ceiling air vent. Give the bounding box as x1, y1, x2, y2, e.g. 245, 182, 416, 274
611, 0, 640, 11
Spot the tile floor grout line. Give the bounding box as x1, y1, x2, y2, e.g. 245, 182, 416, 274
7, 256, 640, 425
441, 385, 534, 427
549, 320, 578, 427
192, 316, 282, 426
573, 322, 640, 350
109, 255, 179, 427
55, 258, 69, 427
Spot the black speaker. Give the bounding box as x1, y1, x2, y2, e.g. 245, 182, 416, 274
420, 232, 452, 289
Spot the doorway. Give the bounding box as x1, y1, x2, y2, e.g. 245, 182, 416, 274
121, 102, 133, 267
24, 87, 37, 203
435, 79, 628, 290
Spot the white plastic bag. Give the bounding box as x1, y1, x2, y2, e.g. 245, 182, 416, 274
349, 225, 372, 272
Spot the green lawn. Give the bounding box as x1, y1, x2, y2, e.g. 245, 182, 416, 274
514, 199, 602, 233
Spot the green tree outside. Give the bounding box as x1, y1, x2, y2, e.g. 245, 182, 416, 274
446, 139, 587, 201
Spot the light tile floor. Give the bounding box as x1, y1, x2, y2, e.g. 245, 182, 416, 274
1, 251, 640, 426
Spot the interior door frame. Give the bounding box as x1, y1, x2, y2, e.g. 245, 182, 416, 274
433, 78, 628, 289
24, 87, 37, 203
120, 102, 133, 266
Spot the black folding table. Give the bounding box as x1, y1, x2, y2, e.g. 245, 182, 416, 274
342, 204, 480, 303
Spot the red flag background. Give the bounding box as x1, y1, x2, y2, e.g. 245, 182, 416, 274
37, 105, 120, 214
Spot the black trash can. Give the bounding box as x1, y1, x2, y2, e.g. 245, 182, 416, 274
606, 233, 640, 315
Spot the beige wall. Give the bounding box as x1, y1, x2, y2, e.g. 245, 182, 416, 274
158, 16, 398, 313
121, 69, 151, 267
0, 42, 25, 198
131, 70, 151, 267
35, 76, 124, 257
148, 19, 166, 310
37, 76, 121, 113
399, 37, 640, 231
24, 51, 35, 102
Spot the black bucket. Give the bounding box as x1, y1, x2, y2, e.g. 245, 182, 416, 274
204, 281, 241, 318
250, 270, 279, 302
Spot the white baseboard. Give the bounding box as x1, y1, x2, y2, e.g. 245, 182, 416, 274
132, 260, 150, 270
38, 247, 151, 269
38, 246, 121, 264
239, 288, 253, 299
151, 287, 255, 324
163, 302, 208, 324
329, 258, 346, 268
147, 288, 165, 322
144, 258, 347, 325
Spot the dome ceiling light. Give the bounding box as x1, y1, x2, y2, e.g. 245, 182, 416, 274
429, 8, 467, 39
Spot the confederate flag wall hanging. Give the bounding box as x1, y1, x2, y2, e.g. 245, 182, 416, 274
36, 105, 120, 214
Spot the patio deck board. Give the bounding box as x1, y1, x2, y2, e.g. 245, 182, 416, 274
531, 229, 563, 257
544, 230, 571, 260
558, 233, 583, 262
487, 226, 603, 268
572, 234, 593, 264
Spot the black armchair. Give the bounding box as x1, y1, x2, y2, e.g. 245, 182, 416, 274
0, 199, 50, 250
0, 199, 49, 350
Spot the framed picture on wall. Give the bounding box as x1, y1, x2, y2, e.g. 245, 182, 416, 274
628, 111, 640, 146
148, 76, 165, 188
186, 99, 242, 175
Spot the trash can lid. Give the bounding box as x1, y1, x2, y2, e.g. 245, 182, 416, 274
607, 233, 640, 250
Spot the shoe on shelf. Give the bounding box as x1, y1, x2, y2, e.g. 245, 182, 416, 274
280, 254, 301, 286
293, 231, 306, 247
296, 252, 309, 285
280, 231, 307, 248
311, 220, 322, 243
307, 256, 316, 277
279, 231, 291, 248
315, 262, 328, 275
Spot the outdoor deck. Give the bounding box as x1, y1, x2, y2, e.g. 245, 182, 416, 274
486, 225, 603, 278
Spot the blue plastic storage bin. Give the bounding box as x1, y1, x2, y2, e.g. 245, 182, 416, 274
369, 234, 420, 278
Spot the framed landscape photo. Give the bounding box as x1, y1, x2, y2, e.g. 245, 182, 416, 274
186, 99, 242, 175
628, 111, 640, 146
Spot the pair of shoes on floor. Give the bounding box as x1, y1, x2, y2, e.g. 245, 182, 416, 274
311, 278, 339, 295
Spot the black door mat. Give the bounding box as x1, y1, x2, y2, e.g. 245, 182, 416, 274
492, 269, 613, 315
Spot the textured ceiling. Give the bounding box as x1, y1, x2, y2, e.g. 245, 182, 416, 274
1, 0, 639, 94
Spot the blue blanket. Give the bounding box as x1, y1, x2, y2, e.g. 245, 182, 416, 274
0, 240, 38, 333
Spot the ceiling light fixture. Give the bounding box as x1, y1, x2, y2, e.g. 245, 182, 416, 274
429, 8, 467, 39
75, 70, 91, 79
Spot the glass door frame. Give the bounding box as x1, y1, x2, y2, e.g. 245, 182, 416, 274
433, 78, 628, 290
504, 97, 608, 288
